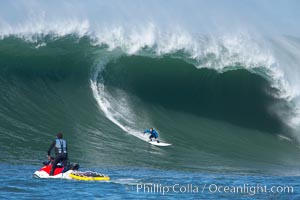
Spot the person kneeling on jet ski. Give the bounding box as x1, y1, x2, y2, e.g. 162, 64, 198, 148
144, 128, 159, 143
47, 132, 68, 176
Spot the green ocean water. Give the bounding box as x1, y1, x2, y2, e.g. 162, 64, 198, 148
0, 36, 299, 173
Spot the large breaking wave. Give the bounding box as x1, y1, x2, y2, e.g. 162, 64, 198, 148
1, 0, 300, 172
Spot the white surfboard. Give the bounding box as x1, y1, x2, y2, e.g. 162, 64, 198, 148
148, 140, 172, 146
123, 128, 172, 147
139, 133, 172, 146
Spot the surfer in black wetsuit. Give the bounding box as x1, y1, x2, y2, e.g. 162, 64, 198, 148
47, 132, 68, 176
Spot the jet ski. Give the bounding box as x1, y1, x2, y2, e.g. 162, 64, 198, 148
33, 160, 110, 181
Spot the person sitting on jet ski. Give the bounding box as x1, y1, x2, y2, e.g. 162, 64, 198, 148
144, 128, 159, 142
47, 132, 68, 176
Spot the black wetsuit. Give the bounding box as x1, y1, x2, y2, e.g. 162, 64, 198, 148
47, 139, 68, 176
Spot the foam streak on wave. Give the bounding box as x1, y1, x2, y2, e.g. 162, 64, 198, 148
90, 56, 150, 142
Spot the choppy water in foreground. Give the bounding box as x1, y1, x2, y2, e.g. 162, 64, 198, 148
1, 164, 299, 199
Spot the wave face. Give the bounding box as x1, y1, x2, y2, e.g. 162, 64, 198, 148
99, 55, 284, 132
1, 1, 300, 172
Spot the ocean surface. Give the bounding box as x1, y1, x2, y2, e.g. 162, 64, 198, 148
1, 0, 300, 199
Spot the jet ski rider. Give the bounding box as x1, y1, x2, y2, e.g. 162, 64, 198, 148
47, 132, 68, 176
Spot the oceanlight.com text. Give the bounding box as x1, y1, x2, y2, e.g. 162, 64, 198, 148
131, 183, 294, 196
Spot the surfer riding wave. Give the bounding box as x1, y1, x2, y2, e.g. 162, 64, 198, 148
144, 128, 160, 143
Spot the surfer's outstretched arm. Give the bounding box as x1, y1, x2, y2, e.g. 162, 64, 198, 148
144, 129, 150, 134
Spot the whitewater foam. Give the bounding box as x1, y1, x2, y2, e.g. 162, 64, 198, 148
91, 78, 155, 142
90, 56, 150, 141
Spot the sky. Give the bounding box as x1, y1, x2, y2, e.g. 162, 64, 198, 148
0, 0, 299, 36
